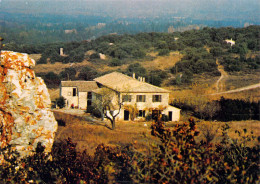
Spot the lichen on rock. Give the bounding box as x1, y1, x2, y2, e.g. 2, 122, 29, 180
0, 51, 58, 163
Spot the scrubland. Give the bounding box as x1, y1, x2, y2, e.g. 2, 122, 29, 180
53, 111, 260, 155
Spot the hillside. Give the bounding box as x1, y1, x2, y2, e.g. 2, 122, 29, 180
1, 26, 259, 183
4, 26, 260, 103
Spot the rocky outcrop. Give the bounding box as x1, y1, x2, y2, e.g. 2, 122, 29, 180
0, 51, 57, 163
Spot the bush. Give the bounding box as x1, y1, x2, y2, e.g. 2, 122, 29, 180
109, 58, 123, 66
1, 119, 259, 183
145, 113, 152, 121
89, 106, 102, 118
38, 72, 61, 88
37, 55, 47, 64
158, 49, 170, 56
89, 52, 100, 59
56, 96, 66, 109
161, 114, 169, 121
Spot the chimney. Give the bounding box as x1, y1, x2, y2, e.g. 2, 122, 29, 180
143, 77, 145, 82
133, 73, 135, 79
140, 77, 143, 82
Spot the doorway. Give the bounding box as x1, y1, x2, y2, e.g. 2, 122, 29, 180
168, 111, 172, 121
124, 110, 129, 121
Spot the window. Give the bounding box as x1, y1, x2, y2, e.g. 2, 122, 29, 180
138, 110, 145, 117
73, 88, 77, 96
122, 95, 132, 102
136, 95, 146, 102
152, 95, 162, 102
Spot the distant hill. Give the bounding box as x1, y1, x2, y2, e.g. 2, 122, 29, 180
0, 0, 259, 45
3, 26, 255, 91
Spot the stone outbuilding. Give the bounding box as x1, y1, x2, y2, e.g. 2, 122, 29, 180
60, 81, 98, 109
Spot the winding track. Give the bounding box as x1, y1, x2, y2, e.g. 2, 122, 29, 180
215, 59, 228, 92
211, 59, 260, 95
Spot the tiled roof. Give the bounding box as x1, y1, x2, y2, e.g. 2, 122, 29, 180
60, 81, 98, 92
94, 72, 169, 93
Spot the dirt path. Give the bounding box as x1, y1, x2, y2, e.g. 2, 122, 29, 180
212, 58, 260, 95
215, 59, 228, 92
210, 83, 260, 95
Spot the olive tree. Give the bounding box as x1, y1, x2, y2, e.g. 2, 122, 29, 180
92, 88, 123, 130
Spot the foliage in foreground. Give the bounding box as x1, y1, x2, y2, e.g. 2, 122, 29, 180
0, 119, 259, 183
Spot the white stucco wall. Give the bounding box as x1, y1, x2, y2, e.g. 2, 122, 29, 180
93, 90, 180, 122
116, 92, 179, 121
60, 87, 78, 108
163, 105, 181, 121
78, 92, 88, 109
120, 92, 169, 109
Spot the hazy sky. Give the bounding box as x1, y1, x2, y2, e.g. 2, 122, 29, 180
1, 0, 259, 22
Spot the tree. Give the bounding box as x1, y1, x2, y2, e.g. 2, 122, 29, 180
78, 66, 98, 81
59, 68, 77, 80
93, 88, 123, 130
125, 63, 147, 79
158, 49, 170, 56
109, 58, 123, 66
56, 96, 66, 109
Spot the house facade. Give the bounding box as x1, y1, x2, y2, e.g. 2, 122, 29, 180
60, 81, 98, 109
60, 72, 180, 121
93, 72, 180, 121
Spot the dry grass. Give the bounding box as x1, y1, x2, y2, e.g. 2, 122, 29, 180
29, 54, 42, 61
48, 88, 60, 101
225, 72, 260, 90
33, 60, 94, 74
211, 88, 260, 102
53, 111, 260, 155
196, 120, 260, 147
53, 111, 155, 155
142, 51, 182, 71
169, 73, 260, 103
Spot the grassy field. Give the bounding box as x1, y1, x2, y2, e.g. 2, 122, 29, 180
53, 110, 260, 155
54, 111, 156, 155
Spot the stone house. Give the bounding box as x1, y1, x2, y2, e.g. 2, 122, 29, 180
92, 72, 180, 121
60, 72, 180, 121
60, 81, 98, 109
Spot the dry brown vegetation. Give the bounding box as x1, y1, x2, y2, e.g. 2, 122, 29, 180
143, 51, 182, 70
33, 60, 94, 74
53, 110, 260, 155
225, 72, 260, 89
48, 88, 60, 101
53, 111, 156, 155
29, 54, 42, 61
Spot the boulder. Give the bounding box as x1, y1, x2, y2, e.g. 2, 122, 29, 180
0, 51, 58, 163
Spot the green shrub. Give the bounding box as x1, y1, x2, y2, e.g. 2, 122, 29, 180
56, 96, 66, 109
109, 58, 123, 66
158, 49, 170, 56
